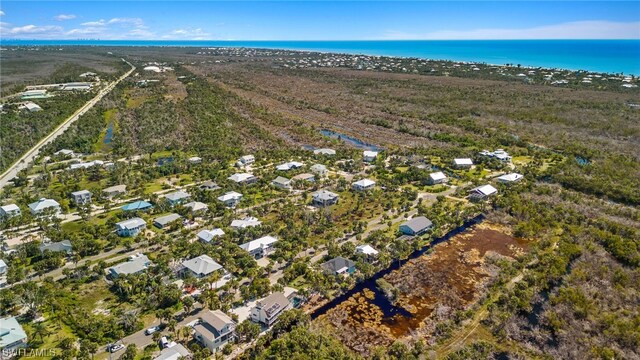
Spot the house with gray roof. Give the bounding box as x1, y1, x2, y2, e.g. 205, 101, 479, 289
321, 256, 356, 276
399, 216, 433, 236
107, 254, 152, 278
164, 191, 190, 206
71, 190, 92, 205
250, 292, 291, 326
28, 198, 61, 216
0, 204, 21, 220
312, 189, 339, 207
180, 255, 223, 278
39, 240, 72, 254
153, 343, 191, 360
115, 217, 146, 237
0, 316, 28, 352
193, 310, 236, 352
102, 184, 127, 198
197, 229, 225, 243
271, 176, 292, 189
310, 164, 328, 177
153, 213, 182, 229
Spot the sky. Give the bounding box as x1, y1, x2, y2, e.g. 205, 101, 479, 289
0, 1, 639, 41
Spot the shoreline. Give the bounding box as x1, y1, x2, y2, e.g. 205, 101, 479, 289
2, 40, 639, 76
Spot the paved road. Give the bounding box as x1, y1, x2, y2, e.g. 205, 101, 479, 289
0, 59, 135, 189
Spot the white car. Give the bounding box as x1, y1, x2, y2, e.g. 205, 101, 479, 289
108, 344, 124, 353
144, 326, 161, 335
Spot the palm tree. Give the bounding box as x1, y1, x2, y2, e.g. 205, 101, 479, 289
31, 321, 50, 342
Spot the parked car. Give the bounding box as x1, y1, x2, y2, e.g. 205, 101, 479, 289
144, 325, 161, 335
160, 336, 169, 349
107, 344, 125, 353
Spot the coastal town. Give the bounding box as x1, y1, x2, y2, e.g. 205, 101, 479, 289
0, 43, 638, 360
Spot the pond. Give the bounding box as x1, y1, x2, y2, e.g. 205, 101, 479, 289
319, 129, 383, 151
312, 217, 529, 355
103, 122, 114, 144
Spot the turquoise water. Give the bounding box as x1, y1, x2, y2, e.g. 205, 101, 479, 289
2, 40, 639, 74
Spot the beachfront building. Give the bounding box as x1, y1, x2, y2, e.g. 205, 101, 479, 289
250, 292, 291, 327
0, 204, 21, 220
0, 316, 28, 353
352, 179, 376, 191
497, 173, 524, 184
180, 255, 223, 279
193, 310, 236, 352
70, 190, 92, 205
312, 190, 339, 207
363, 150, 379, 162
107, 254, 152, 278
399, 216, 433, 236
239, 236, 278, 259
321, 256, 356, 276
217, 191, 243, 208
468, 184, 498, 202
428, 171, 448, 185
164, 190, 190, 206
28, 198, 61, 216
115, 217, 146, 237
197, 229, 225, 243
153, 213, 182, 229
453, 158, 474, 169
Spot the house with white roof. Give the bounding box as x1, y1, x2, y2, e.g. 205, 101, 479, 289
184, 201, 208, 213
239, 236, 278, 259
28, 198, 61, 216
468, 184, 498, 201
197, 229, 225, 243
230, 217, 262, 229
107, 254, 152, 278
428, 171, 447, 185
0, 204, 21, 220
310, 164, 328, 177
352, 179, 376, 191
355, 244, 379, 262
363, 150, 378, 162
54, 149, 75, 157
497, 173, 523, 183
0, 316, 28, 352
313, 148, 336, 156
115, 217, 146, 237
19, 102, 42, 112
453, 158, 474, 169
39, 240, 73, 254
69, 160, 104, 170
228, 173, 258, 185
312, 190, 339, 207
0, 259, 7, 274
188, 156, 202, 164
193, 310, 236, 352
480, 149, 512, 162
102, 184, 126, 199
217, 191, 242, 207
276, 161, 304, 171
237, 155, 255, 166
180, 255, 223, 278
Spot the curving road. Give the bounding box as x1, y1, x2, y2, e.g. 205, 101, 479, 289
0, 59, 135, 189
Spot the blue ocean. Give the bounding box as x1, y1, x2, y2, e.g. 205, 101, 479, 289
2, 39, 639, 75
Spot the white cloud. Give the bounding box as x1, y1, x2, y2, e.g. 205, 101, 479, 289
8, 24, 63, 35
66, 27, 104, 36
81, 17, 144, 28
162, 28, 210, 40
127, 28, 154, 38
0, 10, 5, 16
383, 21, 640, 40
55, 14, 76, 21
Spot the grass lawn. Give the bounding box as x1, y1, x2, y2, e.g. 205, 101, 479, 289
23, 316, 75, 360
